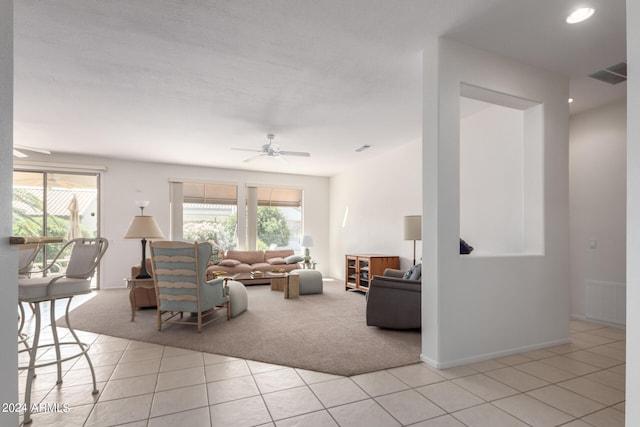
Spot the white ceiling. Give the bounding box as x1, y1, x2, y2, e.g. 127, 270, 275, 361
13, 0, 626, 176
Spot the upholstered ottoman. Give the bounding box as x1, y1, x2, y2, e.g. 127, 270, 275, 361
290, 269, 323, 294
226, 280, 248, 317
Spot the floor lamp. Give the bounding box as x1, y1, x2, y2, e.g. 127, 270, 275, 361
124, 202, 165, 279
404, 215, 422, 266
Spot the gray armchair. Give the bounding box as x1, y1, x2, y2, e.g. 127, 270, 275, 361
366, 268, 421, 329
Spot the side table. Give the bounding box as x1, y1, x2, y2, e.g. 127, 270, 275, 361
284, 274, 300, 299
125, 277, 155, 321
301, 261, 317, 269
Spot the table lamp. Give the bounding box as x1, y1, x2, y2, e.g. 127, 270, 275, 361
301, 235, 314, 265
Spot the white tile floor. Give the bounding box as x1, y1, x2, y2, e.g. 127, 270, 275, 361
18, 302, 625, 426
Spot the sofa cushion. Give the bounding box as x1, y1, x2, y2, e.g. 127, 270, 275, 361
285, 254, 304, 264
226, 250, 265, 265
219, 259, 241, 267
265, 249, 295, 260
267, 257, 286, 265
252, 262, 272, 271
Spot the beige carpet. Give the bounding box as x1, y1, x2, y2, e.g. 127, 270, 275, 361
59, 280, 421, 376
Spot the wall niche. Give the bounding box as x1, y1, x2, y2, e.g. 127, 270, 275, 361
459, 84, 544, 255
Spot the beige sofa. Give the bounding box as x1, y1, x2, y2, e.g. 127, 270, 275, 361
206, 249, 303, 280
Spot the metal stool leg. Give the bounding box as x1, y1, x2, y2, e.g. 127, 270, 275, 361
18, 302, 31, 352
49, 300, 63, 385
63, 296, 98, 394
19, 297, 99, 424
22, 302, 41, 424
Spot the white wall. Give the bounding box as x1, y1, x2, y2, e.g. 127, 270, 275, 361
626, 1, 639, 424
422, 38, 570, 368
569, 100, 626, 324
329, 139, 422, 279
17, 153, 330, 288
460, 100, 526, 253
0, 1, 18, 424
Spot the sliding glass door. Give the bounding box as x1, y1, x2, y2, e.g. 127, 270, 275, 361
13, 170, 100, 288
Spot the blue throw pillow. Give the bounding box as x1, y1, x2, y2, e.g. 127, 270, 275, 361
409, 263, 422, 280
403, 265, 415, 279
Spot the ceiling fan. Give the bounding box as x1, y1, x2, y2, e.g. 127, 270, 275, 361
232, 134, 310, 163
13, 145, 52, 158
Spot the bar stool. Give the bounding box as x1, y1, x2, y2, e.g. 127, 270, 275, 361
17, 237, 108, 424
17, 243, 41, 350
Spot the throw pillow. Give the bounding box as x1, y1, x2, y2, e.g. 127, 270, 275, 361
267, 257, 286, 265
403, 265, 415, 280
211, 246, 222, 265
409, 263, 422, 280
460, 238, 474, 254
285, 254, 304, 264
218, 259, 241, 267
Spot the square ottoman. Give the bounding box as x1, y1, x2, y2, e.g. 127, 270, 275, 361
290, 269, 323, 295
226, 280, 248, 317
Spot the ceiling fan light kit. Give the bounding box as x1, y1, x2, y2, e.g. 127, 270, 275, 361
232, 134, 310, 163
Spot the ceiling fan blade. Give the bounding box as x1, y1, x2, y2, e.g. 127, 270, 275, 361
13, 149, 28, 158
232, 147, 264, 153
14, 145, 51, 155
243, 154, 266, 163
279, 150, 310, 157
275, 155, 288, 164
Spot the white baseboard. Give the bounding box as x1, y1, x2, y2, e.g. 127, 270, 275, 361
419, 337, 571, 370
571, 313, 626, 329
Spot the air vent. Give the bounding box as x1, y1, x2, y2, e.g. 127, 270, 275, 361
355, 144, 372, 152
588, 61, 627, 85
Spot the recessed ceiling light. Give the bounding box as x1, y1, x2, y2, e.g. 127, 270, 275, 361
568, 97, 574, 103
566, 7, 595, 24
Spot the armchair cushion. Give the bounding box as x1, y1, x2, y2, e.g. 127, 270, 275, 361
19, 277, 92, 301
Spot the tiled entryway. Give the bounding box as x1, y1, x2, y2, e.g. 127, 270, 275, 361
18, 318, 624, 426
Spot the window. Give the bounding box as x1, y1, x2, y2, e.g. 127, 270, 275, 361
249, 186, 302, 251
175, 182, 238, 251
13, 170, 100, 284
169, 181, 304, 252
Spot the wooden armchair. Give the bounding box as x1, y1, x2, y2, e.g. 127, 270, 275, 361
150, 241, 230, 332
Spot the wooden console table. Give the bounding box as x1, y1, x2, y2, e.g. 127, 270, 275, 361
345, 254, 399, 292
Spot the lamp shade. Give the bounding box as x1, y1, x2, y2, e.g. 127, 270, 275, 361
301, 235, 314, 247
123, 216, 165, 239
403, 215, 422, 241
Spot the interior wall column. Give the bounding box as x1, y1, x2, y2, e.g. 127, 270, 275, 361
626, 0, 639, 423
421, 37, 440, 365
0, 0, 19, 424
246, 186, 258, 250
169, 181, 183, 240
